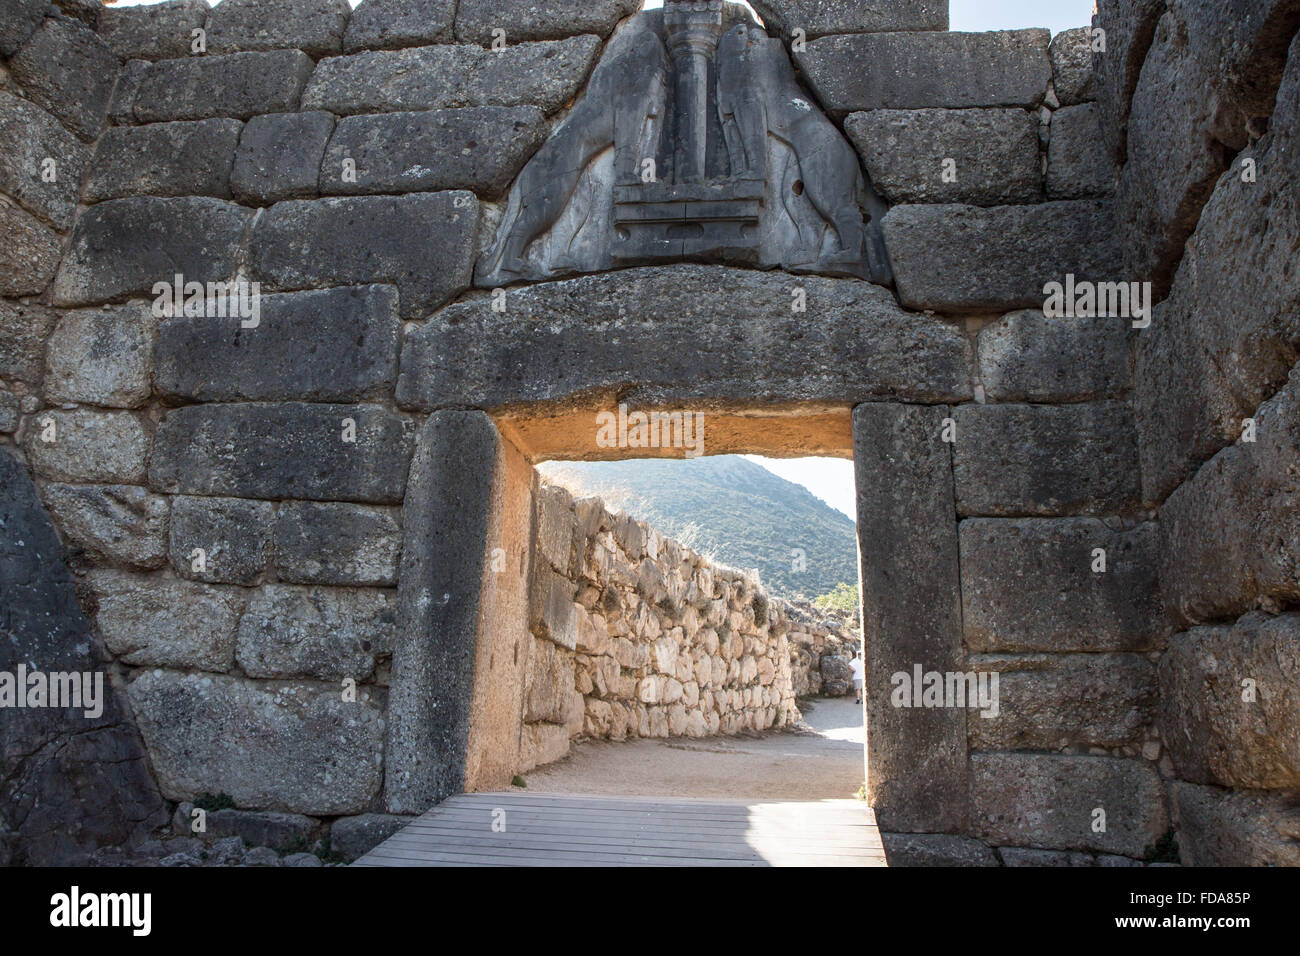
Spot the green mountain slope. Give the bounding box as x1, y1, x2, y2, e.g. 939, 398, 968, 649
539, 456, 858, 600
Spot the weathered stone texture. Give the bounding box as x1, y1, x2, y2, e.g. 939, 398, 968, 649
1091, 0, 1165, 162
0, 202, 62, 297
1134, 37, 1300, 504
321, 107, 547, 198
249, 193, 479, 319
0, 300, 57, 383
128, 670, 384, 815
968, 652, 1157, 750
134, 50, 315, 123
236, 584, 396, 681
854, 403, 966, 833
208, 0, 351, 57
0, 0, 46, 58
455, 0, 640, 44
1171, 782, 1300, 867
972, 754, 1168, 857
24, 409, 150, 484
44, 305, 155, 408
879, 833, 998, 867
53, 197, 253, 307
42, 484, 169, 569
1049, 26, 1095, 106
342, 0, 456, 52
961, 519, 1165, 653
89, 570, 244, 672
99, 0, 211, 61
108, 59, 150, 126
751, 0, 947, 39
0, 451, 166, 865
302, 36, 602, 115
1159, 615, 1300, 790
154, 285, 400, 403
330, 813, 415, 861
8, 17, 117, 141
169, 496, 274, 586
796, 30, 1051, 113
398, 266, 973, 410
845, 108, 1041, 206
883, 201, 1121, 313
1047, 103, 1115, 199
978, 311, 1129, 402
951, 403, 1141, 516
1158, 369, 1300, 625
150, 403, 413, 504
274, 502, 402, 586
230, 111, 335, 204
86, 120, 244, 202
0, 91, 90, 230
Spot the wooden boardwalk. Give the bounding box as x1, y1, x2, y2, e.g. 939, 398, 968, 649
354, 792, 885, 867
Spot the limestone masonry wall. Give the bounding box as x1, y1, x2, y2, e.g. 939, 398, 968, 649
519, 482, 858, 774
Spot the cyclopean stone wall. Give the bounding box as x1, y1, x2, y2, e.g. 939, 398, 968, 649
0, 0, 1295, 867
1095, 0, 1300, 866
517, 481, 858, 775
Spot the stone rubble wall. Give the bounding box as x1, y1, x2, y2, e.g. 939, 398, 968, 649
1096, 0, 1300, 867
518, 482, 859, 774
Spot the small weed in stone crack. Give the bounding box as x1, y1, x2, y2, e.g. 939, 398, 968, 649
511, 775, 527, 788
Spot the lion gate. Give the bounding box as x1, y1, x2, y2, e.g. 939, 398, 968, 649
2, 0, 1298, 866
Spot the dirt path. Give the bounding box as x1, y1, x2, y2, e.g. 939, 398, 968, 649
523, 697, 865, 801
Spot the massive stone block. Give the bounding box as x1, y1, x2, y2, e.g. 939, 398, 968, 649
845, 108, 1042, 206
455, 0, 640, 43
971, 754, 1168, 856
0, 91, 90, 230
0, 300, 57, 383
1134, 37, 1300, 504
1158, 370, 1300, 625
1091, 0, 1165, 162
1047, 103, 1115, 199
303, 35, 602, 115
99, 0, 212, 61
0, 0, 46, 58
882, 201, 1121, 312
342, 0, 456, 51
967, 652, 1157, 750
796, 30, 1051, 113
89, 569, 245, 672
978, 310, 1129, 402
853, 403, 966, 833
961, 518, 1165, 653
8, 17, 117, 141
1160, 616, 1300, 790
230, 111, 335, 204
168, 496, 275, 586
154, 285, 400, 403
134, 50, 315, 122
41, 484, 169, 570
751, 0, 947, 39
208, 0, 351, 57
274, 502, 402, 587
24, 409, 150, 485
1049, 26, 1095, 106
249, 193, 479, 319
150, 403, 414, 504
321, 107, 547, 198
0, 451, 166, 865
52, 197, 253, 307
236, 584, 396, 681
0, 202, 63, 298
128, 670, 385, 815
44, 305, 155, 409
879, 833, 999, 867
1171, 782, 1300, 867
951, 403, 1141, 516
85, 119, 244, 202
398, 266, 973, 410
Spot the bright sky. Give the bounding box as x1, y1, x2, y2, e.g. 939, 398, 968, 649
107, 0, 1093, 520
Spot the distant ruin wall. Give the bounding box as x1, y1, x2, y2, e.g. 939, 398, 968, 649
518, 482, 859, 774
